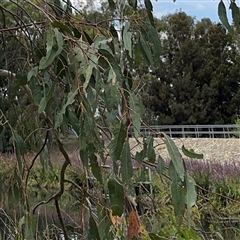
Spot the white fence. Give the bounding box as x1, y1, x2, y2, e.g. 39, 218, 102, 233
139, 125, 240, 138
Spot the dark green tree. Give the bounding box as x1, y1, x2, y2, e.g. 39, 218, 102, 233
141, 12, 240, 124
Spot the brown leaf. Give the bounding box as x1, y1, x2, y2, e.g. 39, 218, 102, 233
127, 210, 140, 239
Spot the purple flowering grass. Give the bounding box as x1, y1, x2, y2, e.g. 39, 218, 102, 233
183, 159, 240, 182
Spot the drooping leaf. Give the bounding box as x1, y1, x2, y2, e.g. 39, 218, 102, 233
129, 94, 143, 138
164, 133, 185, 181
54, 89, 78, 129
139, 35, 154, 68
169, 162, 185, 227
66, 108, 79, 134
51, 21, 73, 35
89, 153, 102, 183
13, 132, 27, 154
230, 1, 240, 28
120, 140, 133, 182
54, 28, 64, 54
156, 155, 165, 175
83, 65, 93, 92
135, 149, 146, 163
146, 136, 156, 163
97, 206, 114, 240
182, 145, 203, 159
38, 95, 47, 114
88, 215, 101, 240
108, 122, 127, 162
146, 25, 161, 67
218, 0, 231, 31
39, 29, 63, 69
123, 22, 132, 58
185, 173, 197, 228
108, 178, 124, 216
144, 0, 155, 26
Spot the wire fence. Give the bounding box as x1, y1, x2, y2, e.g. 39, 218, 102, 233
139, 124, 240, 138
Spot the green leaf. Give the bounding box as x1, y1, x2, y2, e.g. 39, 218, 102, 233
123, 22, 132, 58
39, 29, 63, 69
139, 35, 154, 68
108, 178, 124, 216
218, 1, 231, 31
135, 149, 146, 163
146, 25, 161, 67
144, 0, 155, 27
27, 66, 38, 82
146, 136, 156, 163
97, 206, 114, 240
169, 162, 185, 227
185, 173, 197, 228
182, 145, 203, 159
108, 122, 127, 162
230, 1, 240, 28
13, 132, 27, 154
90, 154, 102, 182
54, 28, 64, 54
83, 65, 93, 92
129, 93, 143, 138
67, 109, 79, 134
38, 95, 47, 114
120, 140, 133, 182
54, 89, 78, 129
88, 215, 101, 240
51, 21, 73, 35
164, 133, 185, 181
156, 155, 165, 175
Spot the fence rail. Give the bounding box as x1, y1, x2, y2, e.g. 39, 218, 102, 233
139, 124, 240, 138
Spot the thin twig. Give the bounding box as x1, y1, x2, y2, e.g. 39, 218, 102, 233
55, 199, 69, 240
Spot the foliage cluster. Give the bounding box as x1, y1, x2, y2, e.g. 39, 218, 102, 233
0, 0, 240, 239
1, 155, 240, 239
141, 12, 240, 124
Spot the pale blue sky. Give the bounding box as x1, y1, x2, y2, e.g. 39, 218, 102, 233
152, 0, 238, 23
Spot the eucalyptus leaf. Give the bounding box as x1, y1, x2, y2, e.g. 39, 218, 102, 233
54, 89, 78, 129
144, 0, 155, 26
230, 1, 240, 28
185, 173, 197, 228
13, 132, 27, 154
156, 155, 165, 175
182, 145, 203, 159
218, 1, 231, 31
164, 133, 185, 181
129, 94, 143, 137
120, 140, 133, 182
169, 162, 185, 227
88, 215, 101, 240
123, 22, 132, 58
108, 178, 124, 216
108, 122, 127, 162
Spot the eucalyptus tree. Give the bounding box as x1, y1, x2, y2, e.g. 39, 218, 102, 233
0, 0, 200, 239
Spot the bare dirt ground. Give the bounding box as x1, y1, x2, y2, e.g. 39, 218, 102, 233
134, 138, 240, 162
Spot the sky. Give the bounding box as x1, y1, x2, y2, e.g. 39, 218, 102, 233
75, 0, 238, 23
152, 0, 237, 23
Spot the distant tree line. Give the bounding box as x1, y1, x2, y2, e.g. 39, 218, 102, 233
140, 12, 240, 125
